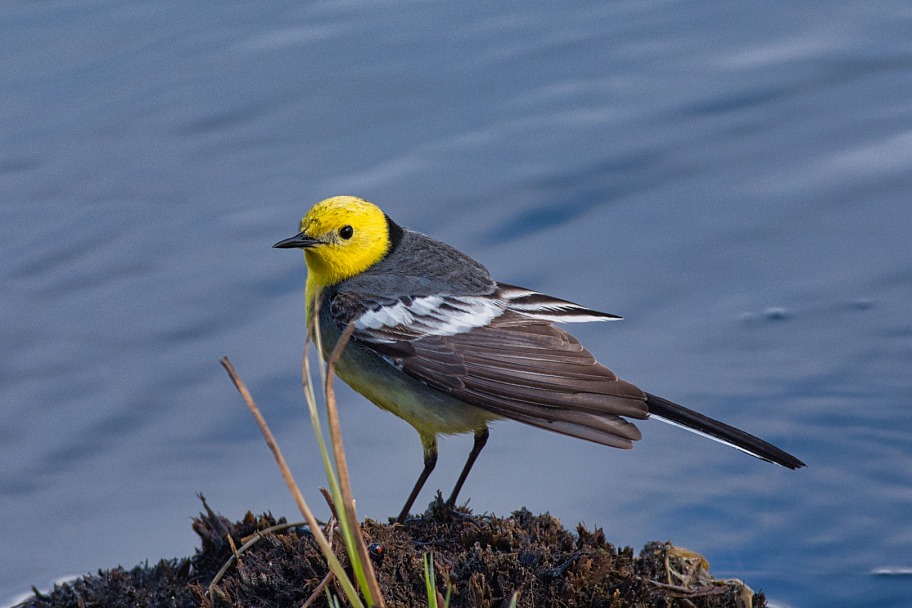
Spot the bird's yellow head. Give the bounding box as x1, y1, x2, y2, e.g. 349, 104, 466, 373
274, 196, 393, 289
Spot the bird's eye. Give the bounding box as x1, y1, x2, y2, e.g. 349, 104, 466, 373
339, 225, 354, 240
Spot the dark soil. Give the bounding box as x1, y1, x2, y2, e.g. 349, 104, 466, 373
16, 496, 765, 608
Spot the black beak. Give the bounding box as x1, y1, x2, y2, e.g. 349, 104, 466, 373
273, 232, 321, 249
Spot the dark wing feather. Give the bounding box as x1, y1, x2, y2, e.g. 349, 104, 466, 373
392, 315, 649, 448
327, 289, 804, 465
328, 291, 648, 448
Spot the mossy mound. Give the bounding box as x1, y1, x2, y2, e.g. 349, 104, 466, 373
18, 497, 764, 608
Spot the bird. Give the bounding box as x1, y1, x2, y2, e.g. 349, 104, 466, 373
274, 195, 805, 523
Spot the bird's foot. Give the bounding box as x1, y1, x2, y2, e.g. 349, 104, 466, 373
393, 492, 477, 525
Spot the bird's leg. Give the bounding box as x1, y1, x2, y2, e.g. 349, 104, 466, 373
396, 435, 438, 523
446, 428, 489, 507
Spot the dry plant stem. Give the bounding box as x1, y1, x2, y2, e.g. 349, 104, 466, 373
219, 356, 362, 606
208, 585, 229, 606
227, 534, 239, 559
300, 330, 367, 589
320, 487, 339, 520
299, 336, 374, 602
209, 529, 272, 596
302, 572, 335, 608
311, 296, 328, 387
207, 519, 330, 598
303, 515, 339, 608
307, 305, 384, 607
220, 357, 309, 516
241, 521, 311, 544
208, 552, 237, 597
324, 321, 384, 605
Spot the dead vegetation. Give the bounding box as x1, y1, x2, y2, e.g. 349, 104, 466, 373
19, 496, 764, 608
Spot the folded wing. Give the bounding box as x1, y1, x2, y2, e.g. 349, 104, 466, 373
400, 318, 649, 448
330, 288, 649, 449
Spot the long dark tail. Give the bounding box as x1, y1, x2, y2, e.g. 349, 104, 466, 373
645, 393, 805, 469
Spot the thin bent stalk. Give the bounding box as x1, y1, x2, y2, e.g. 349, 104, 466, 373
306, 299, 384, 606
220, 293, 385, 606
302, 298, 346, 529
325, 320, 384, 604
219, 357, 364, 607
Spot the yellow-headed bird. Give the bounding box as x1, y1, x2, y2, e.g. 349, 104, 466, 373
275, 196, 804, 522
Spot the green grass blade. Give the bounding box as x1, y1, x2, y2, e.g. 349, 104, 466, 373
424, 553, 438, 608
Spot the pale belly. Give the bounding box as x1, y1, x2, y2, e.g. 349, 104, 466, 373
311, 284, 500, 437
332, 346, 500, 438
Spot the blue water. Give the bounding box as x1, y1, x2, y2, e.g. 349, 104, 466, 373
2, 2, 911, 606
